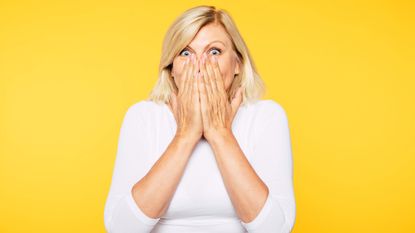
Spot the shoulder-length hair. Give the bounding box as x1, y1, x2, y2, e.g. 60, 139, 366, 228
147, 5, 265, 106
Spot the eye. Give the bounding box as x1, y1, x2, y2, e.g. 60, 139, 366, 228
178, 47, 222, 57
179, 49, 191, 57
209, 47, 222, 56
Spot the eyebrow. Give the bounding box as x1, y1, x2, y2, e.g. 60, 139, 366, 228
185, 40, 226, 51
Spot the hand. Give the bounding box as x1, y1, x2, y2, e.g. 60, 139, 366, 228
169, 54, 203, 142
197, 53, 244, 141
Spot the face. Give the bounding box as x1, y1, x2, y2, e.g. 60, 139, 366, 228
171, 23, 240, 93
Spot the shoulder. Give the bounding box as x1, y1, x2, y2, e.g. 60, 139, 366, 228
248, 99, 288, 121
121, 99, 162, 124
125, 99, 162, 115
248, 100, 291, 143
257, 99, 286, 112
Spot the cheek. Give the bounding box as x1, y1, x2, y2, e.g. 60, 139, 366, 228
172, 60, 181, 75
217, 59, 233, 79
216, 58, 236, 90
172, 60, 185, 78
216, 56, 233, 74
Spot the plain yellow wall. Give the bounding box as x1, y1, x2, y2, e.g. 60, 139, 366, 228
1, 1, 414, 232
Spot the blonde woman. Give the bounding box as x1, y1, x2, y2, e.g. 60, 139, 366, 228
104, 5, 296, 233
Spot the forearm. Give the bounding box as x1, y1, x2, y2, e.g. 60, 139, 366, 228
208, 130, 269, 223
131, 134, 199, 218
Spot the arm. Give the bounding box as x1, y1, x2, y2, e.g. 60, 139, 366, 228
208, 130, 270, 222
104, 102, 199, 233
209, 100, 296, 233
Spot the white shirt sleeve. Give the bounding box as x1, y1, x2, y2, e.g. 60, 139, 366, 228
240, 100, 296, 233
104, 103, 160, 233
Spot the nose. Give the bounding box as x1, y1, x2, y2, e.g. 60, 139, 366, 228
191, 54, 203, 72
191, 54, 201, 63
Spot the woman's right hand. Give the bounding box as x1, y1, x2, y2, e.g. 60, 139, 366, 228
168, 54, 203, 142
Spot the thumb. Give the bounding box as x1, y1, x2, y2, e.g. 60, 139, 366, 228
231, 86, 244, 112
169, 91, 178, 116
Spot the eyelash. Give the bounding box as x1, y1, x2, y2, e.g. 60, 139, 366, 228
179, 47, 222, 57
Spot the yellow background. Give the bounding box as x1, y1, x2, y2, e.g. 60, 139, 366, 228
1, 0, 414, 232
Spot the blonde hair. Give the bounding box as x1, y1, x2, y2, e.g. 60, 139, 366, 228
147, 5, 265, 106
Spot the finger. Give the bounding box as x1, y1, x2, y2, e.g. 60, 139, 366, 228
191, 60, 198, 98
205, 54, 218, 94
198, 71, 208, 118
170, 90, 177, 106
183, 54, 195, 95
193, 72, 200, 104
189, 58, 196, 97
210, 55, 226, 94
191, 57, 200, 100
201, 55, 213, 102
231, 86, 243, 113
178, 56, 191, 92
183, 54, 195, 96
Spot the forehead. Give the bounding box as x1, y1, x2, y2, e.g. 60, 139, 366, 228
188, 23, 231, 47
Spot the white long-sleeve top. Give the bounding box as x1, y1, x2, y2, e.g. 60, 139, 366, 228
104, 99, 296, 233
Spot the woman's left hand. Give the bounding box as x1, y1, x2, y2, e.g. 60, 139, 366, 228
197, 53, 244, 141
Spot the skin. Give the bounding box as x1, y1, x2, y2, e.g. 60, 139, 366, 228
171, 22, 240, 94
131, 23, 269, 223
169, 22, 243, 140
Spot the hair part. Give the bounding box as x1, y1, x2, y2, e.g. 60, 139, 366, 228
147, 5, 266, 106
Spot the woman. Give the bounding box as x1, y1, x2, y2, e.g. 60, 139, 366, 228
104, 5, 296, 233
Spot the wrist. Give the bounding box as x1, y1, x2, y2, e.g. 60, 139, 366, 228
174, 132, 201, 144
205, 128, 233, 144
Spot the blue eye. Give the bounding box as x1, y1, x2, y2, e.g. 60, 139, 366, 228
179, 47, 222, 57
179, 49, 191, 57
209, 47, 222, 55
